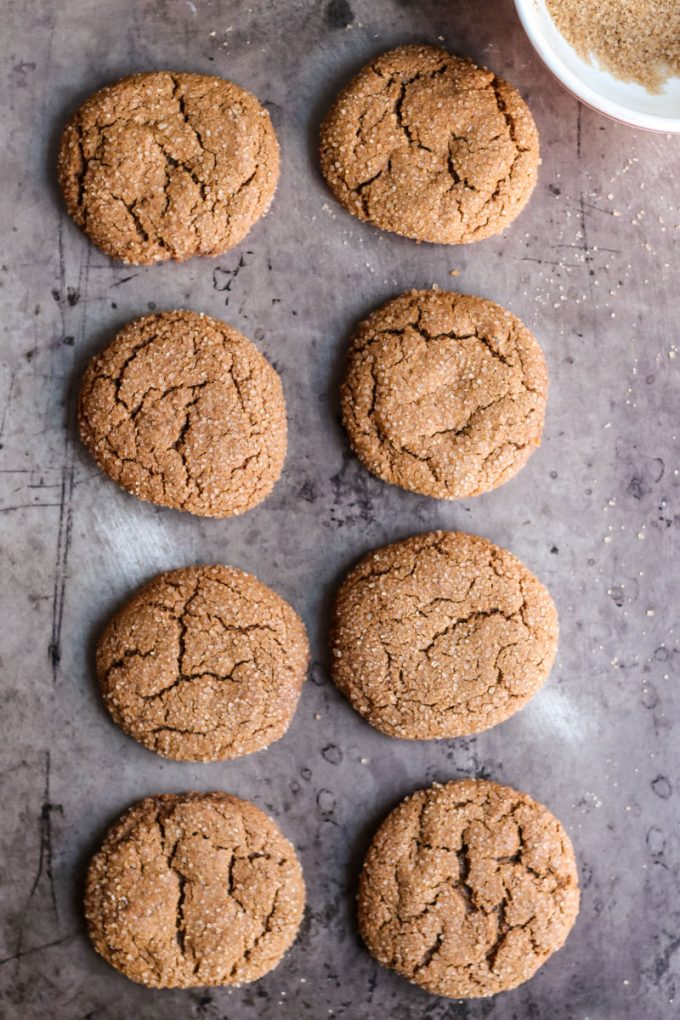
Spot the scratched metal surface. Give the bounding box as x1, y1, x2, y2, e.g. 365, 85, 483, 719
1, 0, 679, 1017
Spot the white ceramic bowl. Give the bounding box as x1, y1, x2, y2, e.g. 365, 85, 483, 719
514, 0, 680, 133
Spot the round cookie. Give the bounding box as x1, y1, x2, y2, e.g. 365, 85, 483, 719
331, 531, 558, 739
86, 792, 305, 987
358, 779, 579, 998
341, 289, 548, 500
97, 565, 309, 762
58, 71, 279, 264
78, 310, 287, 518
320, 45, 539, 244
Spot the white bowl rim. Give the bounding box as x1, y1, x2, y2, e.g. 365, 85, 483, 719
514, 0, 680, 133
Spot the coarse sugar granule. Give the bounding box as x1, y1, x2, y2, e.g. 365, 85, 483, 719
546, 0, 680, 92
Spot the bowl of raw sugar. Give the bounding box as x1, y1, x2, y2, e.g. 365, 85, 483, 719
514, 0, 680, 132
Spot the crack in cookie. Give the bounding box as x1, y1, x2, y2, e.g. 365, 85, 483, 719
97, 565, 309, 761
341, 289, 548, 500
78, 310, 287, 518
331, 531, 558, 739
85, 793, 305, 988
58, 71, 279, 264
320, 45, 539, 244
358, 779, 579, 998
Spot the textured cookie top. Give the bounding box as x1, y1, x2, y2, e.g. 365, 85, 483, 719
58, 71, 279, 264
331, 531, 558, 739
359, 779, 579, 999
341, 289, 548, 500
78, 310, 287, 518
97, 566, 309, 762
86, 793, 305, 988
320, 45, 539, 244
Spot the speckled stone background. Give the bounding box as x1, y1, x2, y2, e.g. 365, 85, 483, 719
1, 1, 679, 1017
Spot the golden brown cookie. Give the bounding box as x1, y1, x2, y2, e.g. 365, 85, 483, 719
78, 310, 287, 518
331, 531, 558, 739
58, 71, 279, 264
97, 566, 309, 762
320, 45, 539, 244
358, 779, 579, 998
341, 289, 548, 499
86, 792, 305, 988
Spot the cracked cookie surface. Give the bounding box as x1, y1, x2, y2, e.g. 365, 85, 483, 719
78, 310, 287, 518
86, 792, 305, 987
359, 779, 579, 998
331, 531, 558, 739
97, 565, 309, 761
320, 45, 539, 244
58, 71, 279, 264
341, 289, 548, 500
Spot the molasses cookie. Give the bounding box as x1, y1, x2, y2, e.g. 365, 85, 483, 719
97, 565, 309, 761
78, 310, 287, 518
358, 779, 579, 998
58, 71, 279, 264
86, 792, 305, 987
341, 289, 548, 499
320, 45, 539, 244
331, 531, 558, 739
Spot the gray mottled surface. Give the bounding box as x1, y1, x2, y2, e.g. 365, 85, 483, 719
1, 0, 679, 1017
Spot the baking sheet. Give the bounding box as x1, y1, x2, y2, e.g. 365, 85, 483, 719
1, 0, 679, 1017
